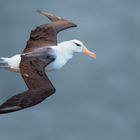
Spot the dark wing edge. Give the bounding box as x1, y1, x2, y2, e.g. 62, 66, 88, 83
0, 88, 54, 114
0, 52, 55, 114
23, 10, 77, 53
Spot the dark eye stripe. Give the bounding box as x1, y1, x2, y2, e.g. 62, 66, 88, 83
73, 42, 81, 46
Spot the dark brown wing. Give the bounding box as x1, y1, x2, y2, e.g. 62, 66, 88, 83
0, 53, 55, 114
23, 10, 77, 53
0, 10, 77, 114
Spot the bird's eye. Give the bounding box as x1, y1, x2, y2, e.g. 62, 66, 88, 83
73, 42, 81, 47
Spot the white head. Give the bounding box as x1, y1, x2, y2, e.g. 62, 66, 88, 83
67, 39, 96, 59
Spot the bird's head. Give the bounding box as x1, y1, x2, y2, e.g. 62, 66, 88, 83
70, 39, 96, 59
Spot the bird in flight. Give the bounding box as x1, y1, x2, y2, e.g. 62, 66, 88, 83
0, 10, 96, 114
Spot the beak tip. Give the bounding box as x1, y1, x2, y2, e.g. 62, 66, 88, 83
91, 53, 96, 59
82, 48, 96, 59
94, 54, 96, 59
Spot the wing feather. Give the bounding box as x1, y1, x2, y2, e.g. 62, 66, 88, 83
23, 10, 77, 53
0, 53, 55, 114
0, 10, 77, 114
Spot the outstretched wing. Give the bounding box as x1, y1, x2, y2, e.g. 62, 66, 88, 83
0, 10, 77, 114
23, 10, 77, 53
0, 53, 55, 114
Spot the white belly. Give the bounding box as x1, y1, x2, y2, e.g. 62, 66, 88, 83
46, 55, 69, 71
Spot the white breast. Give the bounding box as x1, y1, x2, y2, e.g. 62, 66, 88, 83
46, 48, 73, 71
46, 55, 66, 71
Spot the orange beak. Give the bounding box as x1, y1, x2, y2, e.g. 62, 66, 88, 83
82, 48, 96, 59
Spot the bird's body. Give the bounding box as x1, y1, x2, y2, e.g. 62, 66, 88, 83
0, 10, 96, 114
0, 40, 83, 72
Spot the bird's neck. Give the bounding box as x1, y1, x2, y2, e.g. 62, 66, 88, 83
57, 42, 75, 60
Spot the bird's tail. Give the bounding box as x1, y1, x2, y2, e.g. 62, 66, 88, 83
0, 58, 9, 68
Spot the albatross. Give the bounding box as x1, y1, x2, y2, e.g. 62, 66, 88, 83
0, 10, 96, 114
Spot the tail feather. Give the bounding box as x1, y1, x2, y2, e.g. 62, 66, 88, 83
0, 58, 9, 68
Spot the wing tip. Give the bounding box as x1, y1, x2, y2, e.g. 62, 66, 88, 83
0, 106, 22, 114
36, 9, 62, 21
36, 9, 45, 15
36, 9, 78, 28
72, 23, 78, 28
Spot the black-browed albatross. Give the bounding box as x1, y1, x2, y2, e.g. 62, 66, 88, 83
0, 10, 96, 114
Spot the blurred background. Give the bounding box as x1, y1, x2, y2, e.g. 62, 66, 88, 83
0, 0, 139, 140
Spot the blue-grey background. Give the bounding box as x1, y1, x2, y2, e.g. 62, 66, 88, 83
0, 0, 139, 140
